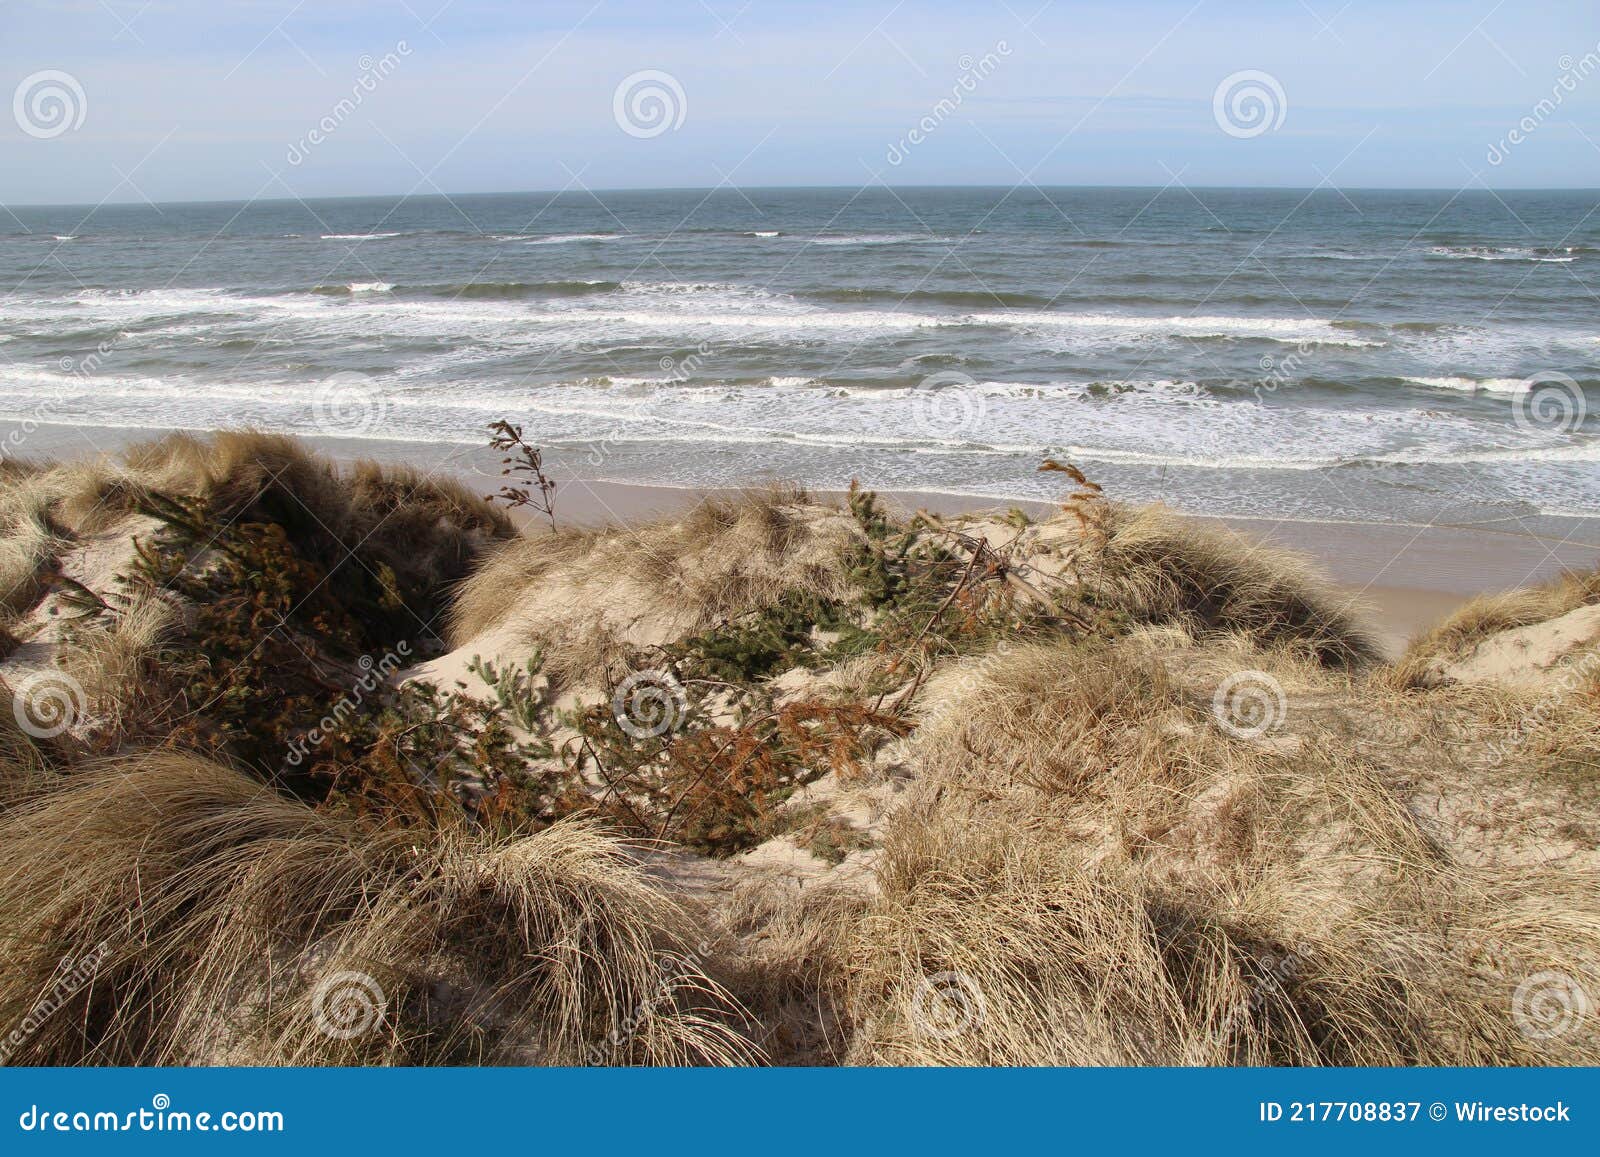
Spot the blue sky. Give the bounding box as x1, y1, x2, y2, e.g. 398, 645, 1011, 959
2, 0, 1598, 204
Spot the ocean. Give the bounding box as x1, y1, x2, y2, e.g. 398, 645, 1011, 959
1, 186, 1597, 526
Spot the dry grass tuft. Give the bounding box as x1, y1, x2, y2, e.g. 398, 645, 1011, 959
121, 430, 514, 597
4, 430, 1597, 1070
57, 588, 179, 742
810, 639, 1599, 1065
0, 751, 755, 1065
0, 699, 55, 809
448, 486, 858, 687
1055, 505, 1380, 667
0, 430, 514, 650
1394, 564, 1600, 688
0, 510, 61, 616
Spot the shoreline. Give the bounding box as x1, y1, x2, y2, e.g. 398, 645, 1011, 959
8, 419, 1599, 656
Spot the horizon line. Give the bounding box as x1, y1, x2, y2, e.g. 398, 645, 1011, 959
7, 181, 1600, 212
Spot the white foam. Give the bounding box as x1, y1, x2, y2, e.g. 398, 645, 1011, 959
974, 311, 1383, 347
558, 308, 951, 333
11, 289, 1397, 351
1402, 375, 1525, 394
1297, 250, 1390, 262
320, 233, 402, 240
1390, 442, 1600, 465
1427, 245, 1576, 263
523, 233, 623, 245
808, 234, 947, 246
617, 281, 784, 302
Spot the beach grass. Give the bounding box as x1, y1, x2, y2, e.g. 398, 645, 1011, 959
0, 429, 1594, 1066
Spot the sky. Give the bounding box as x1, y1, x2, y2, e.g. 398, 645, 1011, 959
1, 0, 1598, 205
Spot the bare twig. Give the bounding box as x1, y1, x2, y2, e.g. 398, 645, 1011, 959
485, 420, 558, 530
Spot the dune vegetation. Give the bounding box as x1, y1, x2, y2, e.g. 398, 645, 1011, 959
0, 430, 1594, 1066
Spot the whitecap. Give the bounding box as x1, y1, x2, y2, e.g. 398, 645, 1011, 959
1401, 375, 1526, 394
523, 233, 624, 245
808, 234, 949, 246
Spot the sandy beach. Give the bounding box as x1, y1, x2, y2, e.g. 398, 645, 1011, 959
9, 0, 1600, 1110
9, 418, 1595, 657
3, 421, 1598, 1071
